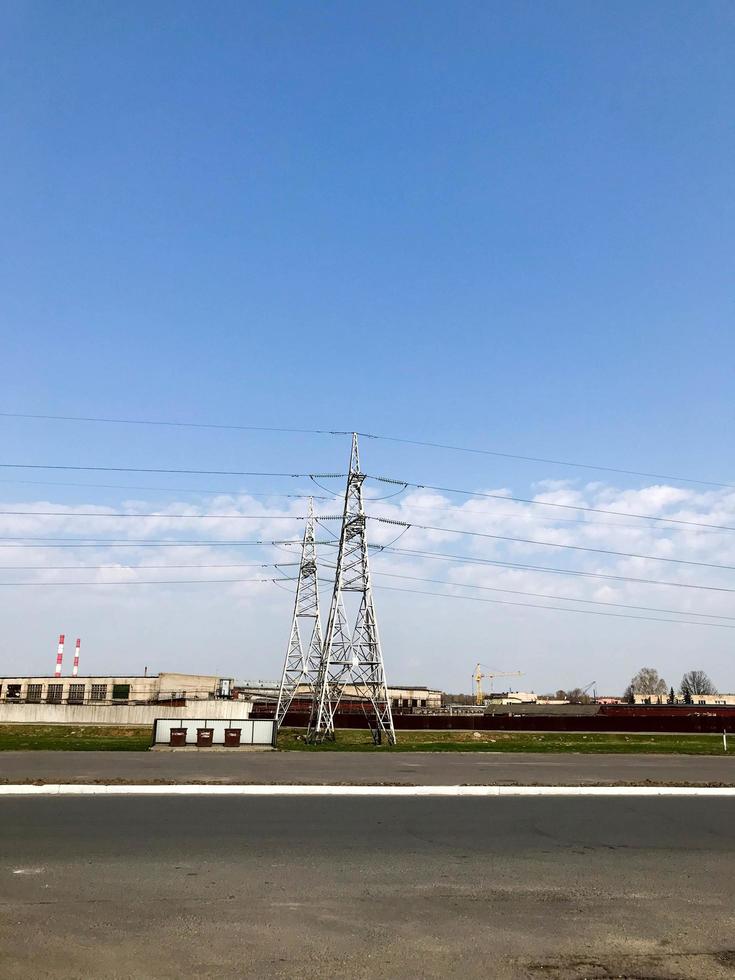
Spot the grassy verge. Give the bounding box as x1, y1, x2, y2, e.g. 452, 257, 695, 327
278, 728, 734, 754
0, 724, 151, 751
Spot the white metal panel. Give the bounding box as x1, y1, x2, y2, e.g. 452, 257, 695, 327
252, 720, 275, 745
155, 720, 178, 743
206, 721, 229, 743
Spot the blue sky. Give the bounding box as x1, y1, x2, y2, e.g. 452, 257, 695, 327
0, 2, 733, 690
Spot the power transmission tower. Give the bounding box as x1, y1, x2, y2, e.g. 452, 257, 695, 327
274, 499, 323, 729
308, 433, 396, 745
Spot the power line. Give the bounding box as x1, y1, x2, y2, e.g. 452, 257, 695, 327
0, 562, 290, 570
378, 545, 735, 594
7, 538, 735, 593
0, 562, 729, 629
368, 498, 732, 536
0, 510, 341, 520
0, 463, 345, 478
0, 577, 294, 587
0, 411, 350, 438
368, 570, 735, 622
0, 538, 303, 548
371, 584, 735, 630
356, 432, 734, 490
370, 516, 735, 572
366, 475, 735, 532
4, 558, 728, 619
2, 471, 729, 534
2, 410, 730, 489
0, 478, 331, 500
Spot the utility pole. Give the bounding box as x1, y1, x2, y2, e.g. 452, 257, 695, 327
308, 433, 396, 745
274, 499, 323, 729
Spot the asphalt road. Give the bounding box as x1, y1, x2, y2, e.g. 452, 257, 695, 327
1, 796, 734, 979
1, 749, 734, 785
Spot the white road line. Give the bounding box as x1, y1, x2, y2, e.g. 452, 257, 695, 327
0, 784, 734, 797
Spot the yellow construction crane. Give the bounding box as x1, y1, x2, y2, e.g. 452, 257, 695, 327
473, 663, 524, 705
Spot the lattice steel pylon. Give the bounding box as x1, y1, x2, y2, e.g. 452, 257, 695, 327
274, 499, 323, 729
307, 433, 396, 744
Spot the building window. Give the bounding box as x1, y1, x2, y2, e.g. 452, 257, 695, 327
7, 684, 22, 700
420, 699, 426, 708
27, 684, 43, 703
112, 683, 130, 701
47, 684, 63, 703
90, 684, 107, 701
68, 684, 85, 704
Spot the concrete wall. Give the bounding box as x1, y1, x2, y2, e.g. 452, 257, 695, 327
0, 700, 253, 727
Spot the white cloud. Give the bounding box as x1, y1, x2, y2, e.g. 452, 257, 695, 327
1, 481, 734, 695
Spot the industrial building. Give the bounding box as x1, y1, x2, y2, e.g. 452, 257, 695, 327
631, 692, 735, 706
0, 672, 234, 705
237, 680, 442, 711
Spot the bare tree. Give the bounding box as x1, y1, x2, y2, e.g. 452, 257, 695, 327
623, 667, 667, 700
680, 670, 717, 697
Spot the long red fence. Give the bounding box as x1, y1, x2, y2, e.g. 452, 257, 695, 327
255, 703, 735, 734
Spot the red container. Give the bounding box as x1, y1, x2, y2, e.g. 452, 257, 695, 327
224, 728, 242, 747
196, 727, 214, 747
169, 728, 187, 747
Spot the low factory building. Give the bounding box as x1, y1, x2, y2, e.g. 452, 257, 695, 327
0, 672, 234, 706
0, 672, 250, 726
298, 683, 442, 710
235, 680, 443, 711
631, 692, 735, 706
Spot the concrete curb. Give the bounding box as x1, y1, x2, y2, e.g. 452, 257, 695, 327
1, 784, 735, 797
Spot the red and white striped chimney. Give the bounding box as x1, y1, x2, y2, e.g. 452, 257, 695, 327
72, 638, 80, 677
55, 634, 65, 677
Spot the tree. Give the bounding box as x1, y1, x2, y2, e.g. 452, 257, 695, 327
667, 686, 676, 705
680, 670, 717, 698
623, 667, 667, 700
552, 688, 593, 704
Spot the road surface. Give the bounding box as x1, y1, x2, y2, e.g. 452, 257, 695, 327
2, 749, 735, 785
1, 795, 734, 978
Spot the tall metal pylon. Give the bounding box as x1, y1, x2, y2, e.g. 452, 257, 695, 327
274, 499, 323, 729
308, 433, 396, 744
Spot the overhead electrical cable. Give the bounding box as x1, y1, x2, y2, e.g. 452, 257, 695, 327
366, 475, 735, 532
369, 584, 735, 629
0, 562, 291, 570
377, 545, 735, 594
0, 463, 345, 478
368, 499, 731, 535
4, 559, 730, 621
1, 410, 730, 488
0, 538, 303, 549
369, 516, 735, 572
0, 411, 349, 438
0, 566, 728, 629
355, 432, 734, 490
0, 478, 331, 500
0, 509, 340, 520
0, 579, 286, 585
367, 570, 735, 621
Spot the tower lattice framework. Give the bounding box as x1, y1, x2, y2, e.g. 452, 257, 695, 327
275, 499, 323, 728
308, 434, 396, 744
